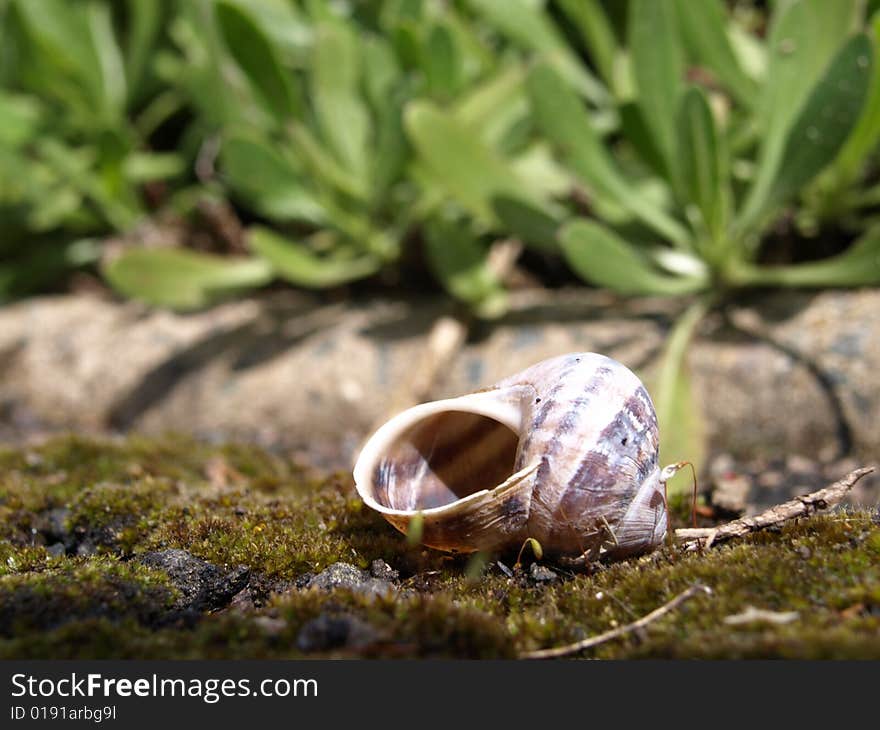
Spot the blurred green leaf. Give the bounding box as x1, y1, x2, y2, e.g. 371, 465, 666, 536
0, 92, 42, 147
629, 0, 684, 178
363, 35, 401, 112
220, 133, 325, 223
289, 122, 369, 201
122, 152, 185, 183
676, 87, 723, 236
104, 248, 273, 310
466, 0, 607, 104
559, 219, 707, 296
556, 0, 619, 94
739, 34, 873, 231
249, 227, 381, 288
13, 0, 116, 121
422, 24, 461, 99
38, 138, 139, 232
673, 0, 757, 107
618, 101, 668, 179
311, 22, 370, 180
216, 1, 299, 125
452, 65, 528, 149
746, 0, 861, 224
734, 226, 880, 287
828, 13, 880, 184
527, 64, 690, 248
124, 0, 163, 98
424, 216, 507, 317
404, 100, 555, 231
86, 0, 127, 117
653, 298, 709, 491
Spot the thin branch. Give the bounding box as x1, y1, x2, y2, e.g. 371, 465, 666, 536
676, 467, 874, 551
520, 584, 711, 659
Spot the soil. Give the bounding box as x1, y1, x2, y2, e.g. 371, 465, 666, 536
1, 435, 878, 659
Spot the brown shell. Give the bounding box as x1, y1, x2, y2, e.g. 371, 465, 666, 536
353, 353, 667, 560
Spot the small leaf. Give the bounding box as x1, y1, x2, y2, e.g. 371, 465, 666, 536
452, 65, 528, 149
653, 299, 709, 494
559, 219, 707, 296
220, 134, 325, 223
311, 22, 370, 180
466, 0, 607, 104
122, 152, 185, 183
738, 34, 873, 231
424, 216, 507, 317
629, 0, 684, 178
104, 249, 273, 310
828, 13, 880, 184
743, 0, 861, 228
404, 100, 555, 232
734, 227, 880, 287
216, 1, 299, 125
422, 23, 461, 99
527, 64, 690, 248
676, 87, 723, 235
124, 0, 163, 97
556, 0, 620, 94
249, 227, 381, 288
0, 92, 42, 147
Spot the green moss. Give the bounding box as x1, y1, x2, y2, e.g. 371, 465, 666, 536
1, 435, 878, 659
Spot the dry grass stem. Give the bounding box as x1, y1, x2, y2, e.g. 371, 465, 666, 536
676, 467, 874, 551
520, 584, 711, 659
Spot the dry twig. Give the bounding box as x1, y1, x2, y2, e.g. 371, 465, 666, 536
675, 467, 874, 551
520, 584, 711, 659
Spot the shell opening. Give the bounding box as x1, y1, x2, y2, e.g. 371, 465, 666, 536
371, 410, 519, 511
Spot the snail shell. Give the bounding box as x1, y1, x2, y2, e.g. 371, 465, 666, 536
353, 353, 668, 561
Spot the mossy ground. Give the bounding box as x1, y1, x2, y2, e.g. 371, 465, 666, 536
1, 435, 878, 659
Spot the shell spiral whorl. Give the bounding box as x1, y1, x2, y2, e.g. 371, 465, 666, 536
353, 353, 667, 561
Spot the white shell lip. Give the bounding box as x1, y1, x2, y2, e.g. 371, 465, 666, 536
352, 385, 532, 518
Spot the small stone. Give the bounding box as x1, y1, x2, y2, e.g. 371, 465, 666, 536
306, 562, 395, 596
46, 543, 66, 558
227, 587, 255, 612
529, 564, 557, 583
369, 558, 399, 582
757, 470, 785, 489
138, 549, 250, 612
296, 613, 380, 653
786, 454, 815, 474
76, 541, 97, 557
797, 546, 812, 560
711, 473, 751, 515
253, 616, 287, 636
709, 453, 736, 478
42, 508, 72, 543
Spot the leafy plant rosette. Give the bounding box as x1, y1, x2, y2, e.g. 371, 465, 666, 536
0, 0, 187, 300
103, 0, 570, 316
407, 0, 880, 482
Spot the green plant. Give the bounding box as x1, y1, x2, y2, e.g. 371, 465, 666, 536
105, 0, 581, 316
0, 0, 188, 300
106, 1, 510, 313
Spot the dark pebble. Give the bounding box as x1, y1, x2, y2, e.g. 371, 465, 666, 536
138, 549, 250, 612
296, 613, 380, 653
306, 562, 395, 596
